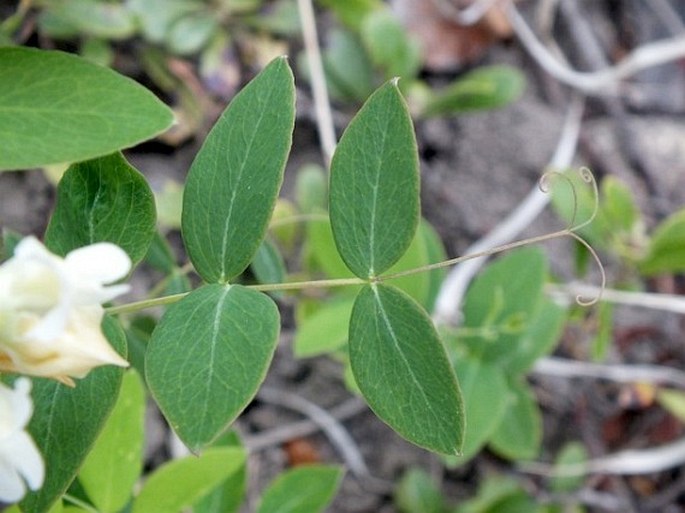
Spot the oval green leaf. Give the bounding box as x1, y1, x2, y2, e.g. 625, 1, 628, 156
44, 152, 157, 265
146, 284, 280, 451
256, 465, 343, 513
0, 47, 173, 171
349, 284, 464, 455
78, 370, 145, 513
422, 65, 525, 118
20, 316, 127, 513
132, 447, 246, 513
640, 209, 685, 275
489, 379, 542, 461
182, 56, 295, 283
330, 80, 419, 279
453, 358, 509, 463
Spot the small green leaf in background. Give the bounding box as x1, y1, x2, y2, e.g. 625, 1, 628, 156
256, 465, 343, 513
640, 209, 685, 275
590, 302, 613, 362
132, 447, 246, 513
422, 66, 525, 118
127, 0, 201, 44
19, 316, 127, 513
251, 238, 286, 286
395, 468, 448, 513
182, 56, 295, 283
489, 379, 542, 461
44, 152, 157, 266
295, 164, 328, 214
165, 11, 218, 55
193, 431, 247, 513
550, 442, 588, 492
42, 0, 136, 40
330, 80, 419, 279
322, 29, 375, 103
453, 358, 509, 462
361, 9, 421, 80
455, 476, 540, 513
349, 284, 464, 455
294, 298, 354, 357
0, 47, 173, 171
78, 370, 145, 513
146, 284, 280, 451
657, 388, 685, 423
602, 176, 639, 233
503, 301, 567, 375
318, 0, 381, 30
462, 248, 547, 364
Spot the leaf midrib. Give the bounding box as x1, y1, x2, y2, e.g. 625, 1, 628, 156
372, 285, 450, 440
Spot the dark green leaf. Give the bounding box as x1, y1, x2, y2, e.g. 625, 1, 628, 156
146, 284, 280, 451
256, 465, 343, 513
44, 152, 156, 265
182, 57, 295, 283
422, 66, 525, 117
330, 80, 419, 279
20, 316, 127, 513
349, 284, 464, 454
0, 47, 173, 170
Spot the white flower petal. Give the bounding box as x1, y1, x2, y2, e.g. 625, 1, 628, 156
0, 379, 44, 504
65, 242, 132, 285
1, 431, 45, 490
0, 458, 27, 504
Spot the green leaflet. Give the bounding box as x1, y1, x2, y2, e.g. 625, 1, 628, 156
349, 284, 464, 455
78, 370, 145, 513
640, 209, 685, 275
453, 358, 509, 463
132, 448, 246, 513
44, 152, 156, 265
329, 79, 419, 279
489, 379, 542, 461
0, 47, 173, 170
256, 465, 343, 513
182, 56, 295, 283
20, 316, 127, 513
146, 284, 280, 451
422, 66, 525, 117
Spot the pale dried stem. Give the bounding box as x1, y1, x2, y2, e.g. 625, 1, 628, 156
254, 387, 393, 492
297, 0, 337, 166
548, 282, 685, 315
521, 435, 685, 477
505, 2, 685, 95
433, 94, 585, 325
431, 0, 501, 26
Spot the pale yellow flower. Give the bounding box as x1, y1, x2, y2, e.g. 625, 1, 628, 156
0, 237, 130, 386
0, 378, 44, 503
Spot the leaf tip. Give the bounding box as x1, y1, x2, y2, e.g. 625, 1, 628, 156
390, 76, 401, 87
